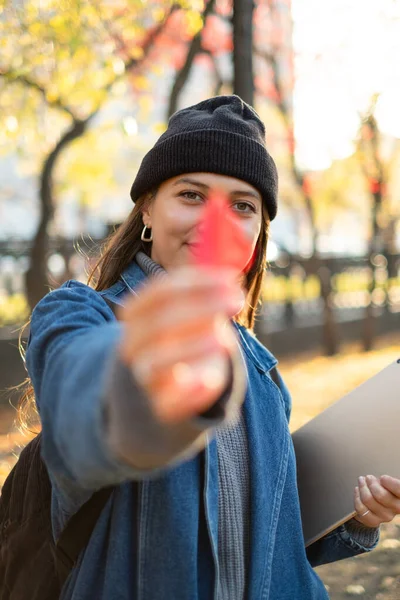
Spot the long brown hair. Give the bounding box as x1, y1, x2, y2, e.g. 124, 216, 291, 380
17, 187, 270, 434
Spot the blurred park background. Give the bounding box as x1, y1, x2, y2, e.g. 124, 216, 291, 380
0, 0, 399, 597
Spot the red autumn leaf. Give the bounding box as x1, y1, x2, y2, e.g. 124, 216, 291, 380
194, 53, 214, 69
202, 15, 233, 55
369, 178, 381, 194
215, 0, 232, 18
302, 176, 312, 196
191, 189, 254, 273
255, 74, 280, 102
287, 127, 296, 155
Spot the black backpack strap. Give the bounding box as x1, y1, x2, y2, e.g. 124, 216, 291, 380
269, 366, 281, 391
102, 295, 119, 316
54, 486, 114, 582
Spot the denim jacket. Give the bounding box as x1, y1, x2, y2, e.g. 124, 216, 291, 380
25, 260, 378, 600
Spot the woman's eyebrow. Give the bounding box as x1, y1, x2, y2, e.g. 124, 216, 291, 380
173, 177, 261, 200
173, 177, 208, 190
231, 190, 260, 200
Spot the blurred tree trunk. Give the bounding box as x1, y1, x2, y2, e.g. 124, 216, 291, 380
25, 119, 88, 310
5, 11, 174, 311
301, 176, 338, 356
233, 0, 254, 105
358, 102, 387, 351
363, 184, 383, 352
168, 0, 256, 116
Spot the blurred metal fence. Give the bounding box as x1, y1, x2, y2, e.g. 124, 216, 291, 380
0, 238, 399, 336
0, 239, 399, 400
261, 252, 400, 334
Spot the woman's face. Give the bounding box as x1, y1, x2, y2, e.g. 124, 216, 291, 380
142, 172, 264, 274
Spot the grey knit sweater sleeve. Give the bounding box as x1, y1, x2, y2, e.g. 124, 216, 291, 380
343, 518, 380, 548
104, 341, 246, 474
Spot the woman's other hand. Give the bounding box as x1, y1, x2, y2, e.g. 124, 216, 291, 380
118, 266, 244, 424
353, 475, 400, 528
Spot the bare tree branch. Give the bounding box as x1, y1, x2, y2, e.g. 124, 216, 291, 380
167, 0, 216, 119
124, 4, 180, 72
1, 4, 179, 122
85, 3, 180, 118
255, 47, 314, 232
0, 70, 76, 118
203, 49, 225, 96
93, 3, 180, 69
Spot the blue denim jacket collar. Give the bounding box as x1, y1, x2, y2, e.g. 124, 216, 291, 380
120, 257, 148, 295
98, 257, 148, 305
235, 323, 277, 373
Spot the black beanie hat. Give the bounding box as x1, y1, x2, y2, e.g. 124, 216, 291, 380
130, 95, 279, 220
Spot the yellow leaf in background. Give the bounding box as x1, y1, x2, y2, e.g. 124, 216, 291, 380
153, 122, 166, 135
303, 276, 320, 299
0, 294, 29, 327
73, 46, 93, 65
179, 0, 204, 11
56, 47, 70, 62
128, 46, 144, 61
185, 11, 204, 36
151, 7, 165, 22
46, 88, 60, 103
134, 75, 150, 91
28, 22, 45, 37
138, 95, 153, 118
88, 90, 107, 108
151, 64, 164, 77
89, 69, 112, 90
49, 14, 66, 31
79, 4, 99, 29
120, 23, 141, 40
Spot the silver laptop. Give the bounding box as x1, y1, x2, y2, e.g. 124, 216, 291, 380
292, 359, 400, 547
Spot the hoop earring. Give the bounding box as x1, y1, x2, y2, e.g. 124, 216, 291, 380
141, 225, 153, 242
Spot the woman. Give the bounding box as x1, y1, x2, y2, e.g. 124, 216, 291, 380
26, 95, 400, 599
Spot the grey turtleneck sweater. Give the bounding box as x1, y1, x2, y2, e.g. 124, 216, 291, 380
105, 252, 379, 600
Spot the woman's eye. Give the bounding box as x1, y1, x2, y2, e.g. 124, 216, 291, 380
234, 201, 255, 214
181, 191, 203, 202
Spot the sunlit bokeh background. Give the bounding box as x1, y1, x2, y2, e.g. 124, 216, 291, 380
0, 2, 399, 597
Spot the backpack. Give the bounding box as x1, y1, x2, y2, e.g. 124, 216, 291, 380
0, 295, 118, 599
0, 433, 113, 600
